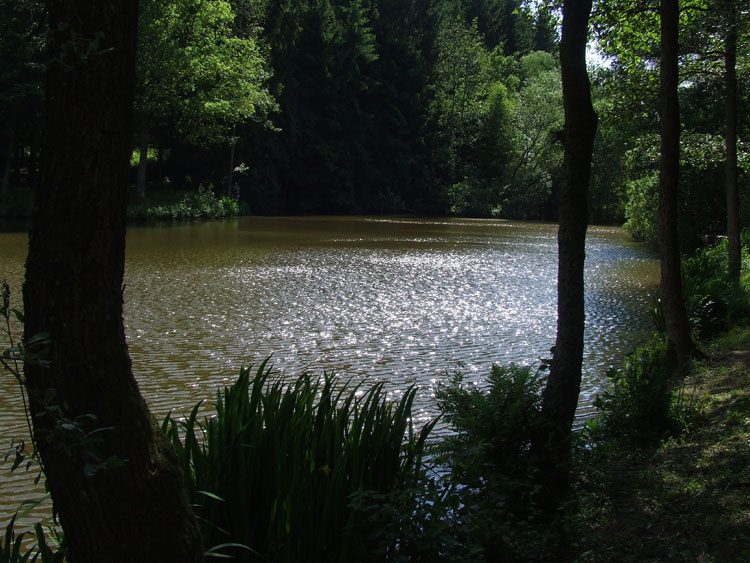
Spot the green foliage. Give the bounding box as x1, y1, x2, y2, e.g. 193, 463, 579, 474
501, 50, 563, 218
437, 364, 543, 483
623, 173, 658, 242
0, 515, 65, 563
680, 240, 750, 336
163, 360, 436, 562
428, 17, 495, 186
650, 240, 750, 337
136, 0, 276, 146
1, 284, 64, 562
127, 185, 240, 222
446, 178, 499, 217
591, 337, 700, 446
0, 0, 44, 131
433, 364, 550, 560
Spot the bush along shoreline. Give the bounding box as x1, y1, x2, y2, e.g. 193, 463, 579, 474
126, 184, 245, 222
2, 239, 749, 562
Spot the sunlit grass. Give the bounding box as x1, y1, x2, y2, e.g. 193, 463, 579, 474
570, 338, 750, 562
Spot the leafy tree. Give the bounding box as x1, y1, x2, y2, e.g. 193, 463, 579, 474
23, 1, 202, 559
594, 0, 749, 249
502, 50, 564, 218
679, 0, 750, 280
243, 0, 387, 213
0, 0, 44, 195
135, 0, 275, 198
462, 0, 535, 54
429, 18, 494, 187
361, 0, 438, 211
240, 0, 562, 215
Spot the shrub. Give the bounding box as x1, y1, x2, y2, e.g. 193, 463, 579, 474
163, 360, 436, 562
651, 240, 750, 337
623, 174, 658, 243
1, 514, 65, 563
433, 364, 549, 560
681, 240, 750, 335
127, 185, 241, 222
593, 337, 671, 445
591, 337, 701, 447
436, 364, 543, 484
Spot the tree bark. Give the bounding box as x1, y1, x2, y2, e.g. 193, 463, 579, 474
725, 8, 740, 283
658, 0, 694, 364
136, 116, 148, 200
23, 2, 202, 561
1, 128, 12, 196
535, 0, 597, 497
28, 135, 39, 185
228, 124, 236, 197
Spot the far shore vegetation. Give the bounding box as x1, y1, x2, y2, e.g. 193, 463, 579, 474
0, 183, 245, 225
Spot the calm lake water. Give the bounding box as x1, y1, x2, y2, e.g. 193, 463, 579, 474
0, 216, 658, 527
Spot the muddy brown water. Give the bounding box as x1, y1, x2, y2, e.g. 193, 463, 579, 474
0, 216, 659, 529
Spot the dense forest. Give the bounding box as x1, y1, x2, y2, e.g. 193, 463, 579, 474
2, 0, 746, 245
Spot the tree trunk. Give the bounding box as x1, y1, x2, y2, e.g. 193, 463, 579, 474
157, 142, 165, 185
28, 135, 38, 185
534, 0, 597, 499
228, 125, 236, 197
22, 2, 202, 561
1, 128, 12, 196
658, 0, 693, 364
725, 8, 740, 283
136, 117, 149, 200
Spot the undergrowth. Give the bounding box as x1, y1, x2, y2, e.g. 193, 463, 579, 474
127, 185, 242, 222
163, 360, 437, 562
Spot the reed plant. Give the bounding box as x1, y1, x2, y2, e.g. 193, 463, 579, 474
0, 514, 64, 563
163, 360, 436, 562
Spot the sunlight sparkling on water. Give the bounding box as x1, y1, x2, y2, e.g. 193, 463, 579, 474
0, 216, 658, 527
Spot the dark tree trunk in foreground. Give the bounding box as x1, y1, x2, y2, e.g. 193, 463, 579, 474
534, 0, 597, 498
725, 8, 740, 283
658, 0, 694, 364
23, 2, 202, 561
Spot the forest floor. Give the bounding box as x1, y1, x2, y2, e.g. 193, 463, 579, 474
569, 326, 750, 562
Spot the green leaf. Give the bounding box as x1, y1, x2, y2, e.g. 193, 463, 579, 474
196, 490, 224, 501
204, 542, 256, 558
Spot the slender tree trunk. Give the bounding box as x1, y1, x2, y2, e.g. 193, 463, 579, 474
1, 128, 12, 196
12, 139, 22, 181
28, 135, 38, 185
157, 142, 164, 185
725, 9, 740, 283
136, 117, 149, 200
23, 2, 202, 561
228, 124, 236, 197
658, 0, 693, 364
534, 0, 597, 499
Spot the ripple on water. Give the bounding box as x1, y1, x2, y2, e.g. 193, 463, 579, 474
0, 218, 658, 527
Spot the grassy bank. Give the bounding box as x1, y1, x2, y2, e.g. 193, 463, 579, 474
569, 326, 750, 563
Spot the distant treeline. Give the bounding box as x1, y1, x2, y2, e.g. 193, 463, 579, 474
2, 0, 748, 239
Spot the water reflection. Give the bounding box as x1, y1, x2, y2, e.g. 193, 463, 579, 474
0, 216, 658, 526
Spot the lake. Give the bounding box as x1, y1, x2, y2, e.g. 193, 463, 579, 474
0, 216, 658, 527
